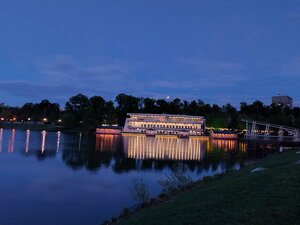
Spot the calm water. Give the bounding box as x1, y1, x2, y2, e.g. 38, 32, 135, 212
0, 128, 297, 225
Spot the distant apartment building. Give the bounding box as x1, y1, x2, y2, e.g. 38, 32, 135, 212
123, 113, 206, 136
272, 95, 293, 108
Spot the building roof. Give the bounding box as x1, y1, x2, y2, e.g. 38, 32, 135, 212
127, 113, 204, 119
213, 130, 237, 134
96, 126, 123, 130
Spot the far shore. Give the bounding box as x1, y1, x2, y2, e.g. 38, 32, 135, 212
0, 122, 93, 133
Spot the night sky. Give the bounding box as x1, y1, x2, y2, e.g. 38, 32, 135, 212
0, 0, 300, 107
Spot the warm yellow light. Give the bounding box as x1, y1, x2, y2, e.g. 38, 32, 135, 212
43, 118, 48, 122
28, 118, 31, 121
58, 119, 62, 123
13, 117, 16, 121
0, 118, 4, 121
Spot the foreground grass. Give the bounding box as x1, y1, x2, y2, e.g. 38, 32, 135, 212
118, 149, 300, 225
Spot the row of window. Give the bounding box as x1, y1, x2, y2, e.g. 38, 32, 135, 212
137, 130, 201, 135
138, 123, 199, 129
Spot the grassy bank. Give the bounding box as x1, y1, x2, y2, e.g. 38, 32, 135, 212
116, 149, 300, 225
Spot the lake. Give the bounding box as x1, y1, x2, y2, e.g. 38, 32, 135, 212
0, 128, 297, 225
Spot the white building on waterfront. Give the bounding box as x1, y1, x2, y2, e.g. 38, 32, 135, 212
123, 113, 206, 136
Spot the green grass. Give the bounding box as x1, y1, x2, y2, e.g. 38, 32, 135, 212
117, 149, 300, 225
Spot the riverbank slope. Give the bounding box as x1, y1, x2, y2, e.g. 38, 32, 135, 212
117, 148, 300, 225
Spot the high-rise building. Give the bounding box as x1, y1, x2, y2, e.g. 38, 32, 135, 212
272, 95, 293, 108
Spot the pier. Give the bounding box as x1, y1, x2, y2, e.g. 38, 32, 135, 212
242, 119, 300, 140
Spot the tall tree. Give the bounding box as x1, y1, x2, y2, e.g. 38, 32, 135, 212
65, 94, 90, 122
115, 93, 140, 125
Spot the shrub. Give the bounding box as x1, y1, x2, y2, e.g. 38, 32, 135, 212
129, 178, 150, 205
158, 171, 193, 193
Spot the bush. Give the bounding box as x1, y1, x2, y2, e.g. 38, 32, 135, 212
158, 171, 193, 193
129, 178, 150, 205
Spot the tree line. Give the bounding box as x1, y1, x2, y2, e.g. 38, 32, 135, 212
0, 93, 299, 130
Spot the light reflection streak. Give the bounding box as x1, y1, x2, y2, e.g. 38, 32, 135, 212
95, 134, 120, 152
0, 128, 3, 152
41, 130, 47, 154
8, 129, 15, 153
56, 131, 61, 152
25, 130, 30, 153
124, 136, 206, 161
211, 139, 238, 151
78, 133, 82, 151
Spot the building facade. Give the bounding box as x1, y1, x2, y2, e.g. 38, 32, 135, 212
123, 113, 206, 136
272, 95, 293, 108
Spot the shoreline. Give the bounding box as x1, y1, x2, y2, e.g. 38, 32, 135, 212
106, 147, 300, 225
0, 123, 94, 134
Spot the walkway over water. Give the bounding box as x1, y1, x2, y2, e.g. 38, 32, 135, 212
241, 119, 300, 139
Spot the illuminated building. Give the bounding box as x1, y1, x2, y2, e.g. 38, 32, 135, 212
96, 126, 122, 135
272, 95, 293, 108
211, 130, 238, 139
123, 113, 205, 136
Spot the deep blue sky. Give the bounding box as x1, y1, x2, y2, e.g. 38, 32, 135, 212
0, 0, 300, 107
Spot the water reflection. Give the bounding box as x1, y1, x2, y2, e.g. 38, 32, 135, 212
95, 134, 120, 152
0, 128, 2, 152
57, 131, 61, 152
41, 130, 47, 154
8, 129, 15, 153
25, 129, 30, 153
124, 136, 206, 161
211, 139, 238, 152
78, 132, 82, 151
0, 129, 298, 173
0, 129, 298, 225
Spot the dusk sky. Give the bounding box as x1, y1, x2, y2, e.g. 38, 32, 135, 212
1, 0, 300, 107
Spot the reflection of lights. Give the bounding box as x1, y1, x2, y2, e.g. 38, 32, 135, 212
25, 130, 30, 153
212, 139, 238, 151
56, 131, 61, 152
41, 130, 47, 154
240, 142, 247, 152
0, 128, 2, 152
78, 133, 82, 151
124, 136, 206, 161
95, 134, 120, 152
8, 129, 15, 153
